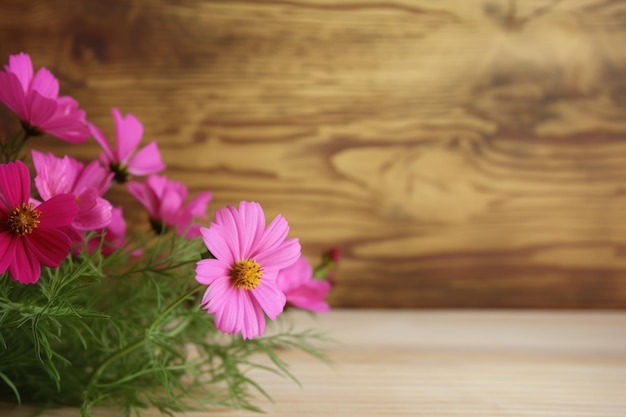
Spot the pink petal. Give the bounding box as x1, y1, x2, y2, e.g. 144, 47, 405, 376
26, 228, 72, 267
9, 238, 41, 284
251, 280, 286, 320
0, 232, 17, 275
127, 141, 165, 176
32, 151, 79, 199
113, 108, 143, 163
255, 238, 301, 273
235, 201, 265, 260
195, 258, 230, 286
276, 257, 312, 293
213, 205, 242, 260
200, 224, 236, 264
6, 53, 33, 92
73, 160, 112, 196
0, 72, 27, 118
285, 280, 331, 313
240, 292, 266, 339
185, 191, 212, 218
41, 98, 90, 143
24, 90, 57, 128
158, 184, 184, 222
37, 193, 79, 229
201, 276, 231, 313
74, 193, 112, 231
30, 67, 59, 99
213, 284, 266, 339
89, 122, 114, 160
252, 213, 290, 257
128, 180, 159, 219
0, 161, 30, 210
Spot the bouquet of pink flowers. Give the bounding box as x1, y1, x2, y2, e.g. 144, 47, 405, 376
0, 52, 338, 416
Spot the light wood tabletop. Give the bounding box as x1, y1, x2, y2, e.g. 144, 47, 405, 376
3, 309, 625, 417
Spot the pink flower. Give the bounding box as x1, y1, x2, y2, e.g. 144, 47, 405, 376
32, 150, 113, 232
128, 174, 211, 237
0, 52, 90, 143
195, 201, 301, 339
276, 257, 331, 313
89, 108, 165, 183
86, 206, 127, 256
0, 161, 78, 284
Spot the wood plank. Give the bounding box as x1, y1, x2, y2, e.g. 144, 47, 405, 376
3, 309, 626, 416
0, 1, 626, 306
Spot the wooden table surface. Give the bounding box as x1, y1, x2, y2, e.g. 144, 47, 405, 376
3, 309, 626, 417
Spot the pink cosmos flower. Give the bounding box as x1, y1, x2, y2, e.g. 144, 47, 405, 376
0, 52, 90, 143
128, 174, 211, 237
0, 160, 79, 284
276, 257, 331, 313
195, 201, 301, 339
89, 108, 165, 183
86, 206, 127, 256
32, 150, 113, 232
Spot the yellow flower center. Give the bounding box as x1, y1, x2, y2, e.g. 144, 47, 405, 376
7, 203, 41, 235
230, 259, 262, 290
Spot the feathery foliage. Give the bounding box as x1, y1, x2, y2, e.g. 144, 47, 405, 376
0, 232, 328, 416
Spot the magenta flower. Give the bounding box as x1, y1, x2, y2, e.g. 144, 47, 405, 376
89, 108, 165, 183
86, 206, 127, 256
0, 161, 78, 284
32, 150, 113, 232
0, 52, 90, 143
195, 201, 301, 339
276, 257, 331, 313
128, 174, 211, 237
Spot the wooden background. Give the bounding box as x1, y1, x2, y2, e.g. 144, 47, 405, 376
1, 0, 626, 308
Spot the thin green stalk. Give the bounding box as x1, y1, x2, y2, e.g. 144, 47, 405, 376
82, 285, 204, 400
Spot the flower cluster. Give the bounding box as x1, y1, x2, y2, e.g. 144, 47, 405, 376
0, 52, 339, 415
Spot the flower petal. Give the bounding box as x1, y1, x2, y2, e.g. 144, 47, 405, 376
26, 228, 71, 267
126, 141, 165, 176
89, 122, 114, 161
73, 192, 112, 231
212, 205, 241, 260
24, 90, 57, 129
0, 161, 30, 210
9, 238, 41, 284
0, 232, 17, 275
251, 280, 286, 320
6, 53, 33, 92
30, 67, 59, 99
0, 72, 27, 118
235, 201, 265, 260
200, 224, 235, 264
37, 193, 79, 229
195, 258, 230, 286
252, 213, 290, 257
113, 108, 143, 163
255, 237, 301, 273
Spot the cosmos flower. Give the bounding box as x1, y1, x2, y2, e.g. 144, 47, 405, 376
32, 150, 113, 232
86, 206, 128, 256
128, 174, 211, 237
89, 108, 165, 183
195, 201, 301, 339
276, 257, 331, 313
0, 52, 90, 143
0, 160, 78, 284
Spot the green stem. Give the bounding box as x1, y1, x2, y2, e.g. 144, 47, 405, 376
10, 129, 31, 161
0, 128, 27, 163
83, 284, 204, 399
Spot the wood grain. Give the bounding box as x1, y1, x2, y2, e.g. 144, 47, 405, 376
1, 0, 626, 307
3, 309, 626, 416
